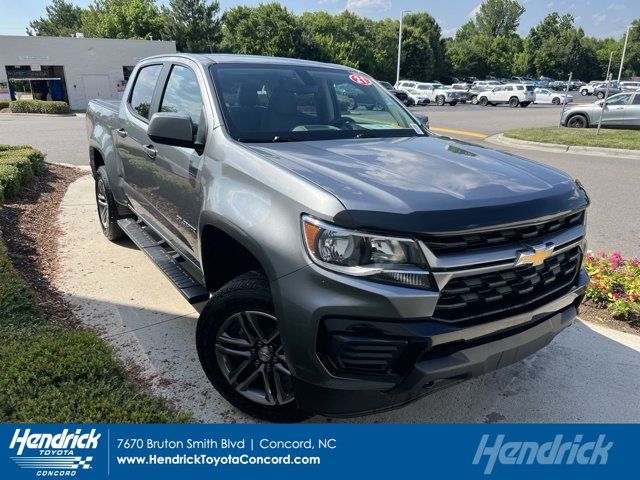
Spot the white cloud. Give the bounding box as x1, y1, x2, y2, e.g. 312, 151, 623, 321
593, 13, 607, 25
345, 0, 391, 11
607, 3, 626, 11
468, 3, 482, 18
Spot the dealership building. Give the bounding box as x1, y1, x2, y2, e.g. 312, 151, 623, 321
0, 35, 176, 110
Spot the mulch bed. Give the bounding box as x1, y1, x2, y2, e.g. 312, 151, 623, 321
0, 164, 88, 329
579, 301, 640, 335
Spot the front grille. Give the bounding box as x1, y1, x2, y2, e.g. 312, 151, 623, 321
420, 210, 584, 255
434, 247, 582, 322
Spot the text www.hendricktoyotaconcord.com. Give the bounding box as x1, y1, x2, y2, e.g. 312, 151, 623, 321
116, 453, 321, 466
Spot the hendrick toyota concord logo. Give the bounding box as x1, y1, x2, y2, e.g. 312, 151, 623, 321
9, 428, 101, 476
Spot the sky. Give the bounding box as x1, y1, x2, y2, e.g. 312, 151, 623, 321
0, 0, 638, 39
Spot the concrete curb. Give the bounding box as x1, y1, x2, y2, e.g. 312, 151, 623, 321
0, 112, 77, 118
486, 133, 640, 160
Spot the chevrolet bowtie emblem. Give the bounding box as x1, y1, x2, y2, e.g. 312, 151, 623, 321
515, 243, 555, 267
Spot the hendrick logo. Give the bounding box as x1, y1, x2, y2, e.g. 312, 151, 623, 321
9, 428, 101, 475
473, 434, 613, 475
515, 242, 555, 267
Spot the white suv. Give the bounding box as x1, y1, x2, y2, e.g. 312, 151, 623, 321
395, 80, 431, 105
620, 81, 640, 92
414, 83, 461, 106
476, 83, 535, 108
580, 81, 604, 96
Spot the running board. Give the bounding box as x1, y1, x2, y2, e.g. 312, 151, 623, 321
117, 218, 210, 304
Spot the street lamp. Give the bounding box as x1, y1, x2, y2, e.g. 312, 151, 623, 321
617, 24, 638, 83
396, 10, 411, 85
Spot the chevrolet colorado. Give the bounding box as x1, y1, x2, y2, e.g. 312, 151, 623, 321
86, 54, 589, 422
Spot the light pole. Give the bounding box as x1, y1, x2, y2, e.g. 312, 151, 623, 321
396, 10, 411, 86
617, 24, 638, 83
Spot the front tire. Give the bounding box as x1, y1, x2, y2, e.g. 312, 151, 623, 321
196, 271, 311, 423
597, 92, 605, 99
95, 166, 125, 241
552, 97, 561, 105
509, 96, 520, 108
436, 95, 445, 106
567, 114, 588, 128
581, 89, 588, 96
471, 94, 478, 105
479, 96, 488, 106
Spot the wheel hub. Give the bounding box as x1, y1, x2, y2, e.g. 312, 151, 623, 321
257, 345, 272, 363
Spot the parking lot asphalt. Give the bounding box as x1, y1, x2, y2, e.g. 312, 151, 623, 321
56, 176, 640, 423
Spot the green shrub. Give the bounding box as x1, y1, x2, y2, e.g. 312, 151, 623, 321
9, 100, 70, 114
585, 251, 640, 320
0, 146, 45, 202
0, 101, 9, 110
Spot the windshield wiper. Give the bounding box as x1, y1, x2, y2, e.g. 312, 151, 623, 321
354, 132, 380, 139
272, 136, 296, 142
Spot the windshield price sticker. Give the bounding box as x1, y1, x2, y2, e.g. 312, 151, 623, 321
349, 74, 371, 86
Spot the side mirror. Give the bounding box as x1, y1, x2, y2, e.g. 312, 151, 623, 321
415, 113, 429, 129
148, 112, 195, 148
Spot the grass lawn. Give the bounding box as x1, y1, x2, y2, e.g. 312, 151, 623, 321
504, 127, 640, 150
0, 145, 188, 422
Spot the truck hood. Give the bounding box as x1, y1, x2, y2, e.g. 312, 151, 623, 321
247, 135, 588, 233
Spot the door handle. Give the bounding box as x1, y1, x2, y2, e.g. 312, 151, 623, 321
116, 128, 127, 138
615, 107, 624, 110
143, 145, 157, 159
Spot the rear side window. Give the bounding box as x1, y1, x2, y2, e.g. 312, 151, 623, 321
160, 65, 204, 138
632, 95, 640, 105
129, 64, 162, 119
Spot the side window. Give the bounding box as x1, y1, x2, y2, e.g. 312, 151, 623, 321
505, 86, 513, 91
633, 95, 640, 105
160, 65, 204, 138
606, 94, 632, 106
129, 64, 162, 119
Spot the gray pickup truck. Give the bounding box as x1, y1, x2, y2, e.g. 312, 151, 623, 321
86, 54, 589, 422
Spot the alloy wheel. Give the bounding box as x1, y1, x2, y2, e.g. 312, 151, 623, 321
96, 179, 109, 229
215, 311, 294, 406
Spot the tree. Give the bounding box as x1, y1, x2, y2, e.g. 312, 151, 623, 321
163, 0, 221, 53
622, 19, 640, 78
27, 0, 84, 37
474, 0, 525, 38
82, 0, 165, 40
520, 13, 599, 79
401, 12, 445, 81
220, 3, 302, 57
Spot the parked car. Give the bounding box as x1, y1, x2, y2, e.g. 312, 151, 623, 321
579, 81, 604, 96
378, 80, 413, 106
569, 79, 586, 91
511, 76, 541, 87
415, 82, 461, 106
533, 88, 573, 105
620, 81, 640, 92
550, 80, 568, 91
538, 76, 555, 87
462, 76, 478, 84
477, 83, 535, 107
450, 83, 471, 103
439, 75, 460, 85
561, 91, 640, 128
594, 82, 623, 99
395, 80, 431, 105
86, 53, 589, 421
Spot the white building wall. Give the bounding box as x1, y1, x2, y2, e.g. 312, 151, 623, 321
0, 35, 176, 110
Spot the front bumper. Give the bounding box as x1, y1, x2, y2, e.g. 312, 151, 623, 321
273, 261, 588, 417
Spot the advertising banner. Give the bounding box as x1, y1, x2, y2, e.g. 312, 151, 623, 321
0, 424, 632, 479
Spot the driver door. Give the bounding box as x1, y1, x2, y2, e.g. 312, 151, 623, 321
602, 93, 632, 126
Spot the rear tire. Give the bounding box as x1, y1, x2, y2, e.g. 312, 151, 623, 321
596, 92, 605, 99
509, 96, 520, 108
581, 89, 588, 96
479, 96, 488, 106
471, 95, 478, 105
95, 166, 125, 242
567, 114, 588, 128
436, 95, 445, 106
552, 97, 561, 105
196, 271, 311, 423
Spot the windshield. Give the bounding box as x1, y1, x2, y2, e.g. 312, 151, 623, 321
210, 64, 423, 142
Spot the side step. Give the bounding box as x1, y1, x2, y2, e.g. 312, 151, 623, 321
117, 218, 210, 304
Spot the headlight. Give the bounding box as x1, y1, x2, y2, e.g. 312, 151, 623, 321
301, 215, 435, 290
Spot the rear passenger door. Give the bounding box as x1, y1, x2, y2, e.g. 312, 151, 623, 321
625, 94, 640, 127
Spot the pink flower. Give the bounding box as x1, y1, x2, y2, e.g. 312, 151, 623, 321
612, 293, 620, 299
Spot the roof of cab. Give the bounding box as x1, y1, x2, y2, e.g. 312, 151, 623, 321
141, 52, 351, 70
